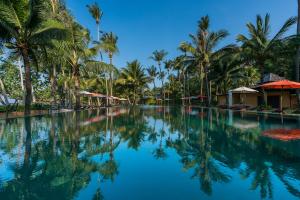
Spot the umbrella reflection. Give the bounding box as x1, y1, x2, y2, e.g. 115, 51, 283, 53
262, 129, 300, 141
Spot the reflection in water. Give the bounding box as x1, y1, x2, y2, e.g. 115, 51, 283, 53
0, 107, 300, 199
262, 129, 300, 141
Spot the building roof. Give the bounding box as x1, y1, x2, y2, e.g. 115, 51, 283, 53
230, 87, 258, 93
261, 73, 284, 84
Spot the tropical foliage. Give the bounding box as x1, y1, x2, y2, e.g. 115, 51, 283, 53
0, 0, 299, 112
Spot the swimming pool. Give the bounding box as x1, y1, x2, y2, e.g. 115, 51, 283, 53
0, 106, 299, 200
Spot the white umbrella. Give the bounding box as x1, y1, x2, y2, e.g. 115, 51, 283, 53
230, 87, 258, 93
229, 87, 258, 105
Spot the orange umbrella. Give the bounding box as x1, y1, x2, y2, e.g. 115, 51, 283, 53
260, 80, 300, 110
260, 80, 300, 89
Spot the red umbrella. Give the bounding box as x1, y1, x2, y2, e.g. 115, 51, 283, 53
260, 80, 300, 89
260, 80, 300, 110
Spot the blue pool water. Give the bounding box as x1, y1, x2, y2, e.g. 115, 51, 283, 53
0, 106, 300, 200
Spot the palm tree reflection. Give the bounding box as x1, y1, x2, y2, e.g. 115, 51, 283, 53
0, 107, 300, 199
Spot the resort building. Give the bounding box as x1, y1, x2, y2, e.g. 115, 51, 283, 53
217, 73, 299, 109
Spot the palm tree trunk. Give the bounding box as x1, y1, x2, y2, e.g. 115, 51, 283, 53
205, 67, 211, 106
97, 23, 100, 42
199, 64, 204, 103
259, 65, 268, 106
73, 64, 80, 110
109, 55, 113, 105
50, 65, 57, 109
105, 76, 109, 106
21, 47, 32, 116
0, 78, 9, 105
62, 70, 68, 107
296, 0, 300, 107
18, 58, 24, 91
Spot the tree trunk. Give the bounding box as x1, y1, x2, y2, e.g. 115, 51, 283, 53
0, 78, 9, 105
73, 64, 80, 110
259, 65, 268, 106
50, 65, 57, 109
18, 58, 24, 91
204, 66, 211, 106
109, 56, 113, 105
32, 85, 36, 103
105, 76, 109, 106
97, 23, 100, 42
296, 0, 300, 107
21, 47, 32, 116
199, 64, 204, 103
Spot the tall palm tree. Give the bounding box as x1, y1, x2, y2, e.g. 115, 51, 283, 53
164, 60, 173, 101
150, 50, 168, 99
183, 16, 234, 105
62, 21, 92, 110
87, 2, 103, 41
237, 14, 297, 81
146, 65, 158, 91
119, 60, 149, 104
99, 32, 119, 100
0, 0, 65, 115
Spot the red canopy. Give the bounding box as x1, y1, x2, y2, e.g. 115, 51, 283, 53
260, 80, 300, 89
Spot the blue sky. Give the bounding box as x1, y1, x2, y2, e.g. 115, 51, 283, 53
66, 0, 297, 69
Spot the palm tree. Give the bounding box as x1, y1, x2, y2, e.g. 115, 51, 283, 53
150, 50, 168, 99
99, 32, 119, 100
118, 60, 149, 104
182, 16, 234, 105
62, 21, 92, 110
87, 2, 103, 41
237, 14, 296, 81
0, 0, 65, 115
146, 65, 158, 91
164, 60, 173, 101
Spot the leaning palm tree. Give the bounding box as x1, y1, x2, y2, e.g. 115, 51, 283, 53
87, 2, 103, 41
98, 32, 119, 100
0, 0, 65, 115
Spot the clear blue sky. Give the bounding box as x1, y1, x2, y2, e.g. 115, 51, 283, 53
66, 0, 297, 69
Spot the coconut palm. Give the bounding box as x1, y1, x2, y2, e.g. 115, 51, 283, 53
182, 16, 234, 105
99, 32, 119, 100
164, 60, 173, 100
87, 2, 103, 41
237, 14, 297, 81
150, 50, 168, 99
146, 65, 158, 90
61, 21, 93, 109
118, 60, 149, 104
0, 0, 65, 115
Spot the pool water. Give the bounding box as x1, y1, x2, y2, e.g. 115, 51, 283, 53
0, 106, 300, 200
